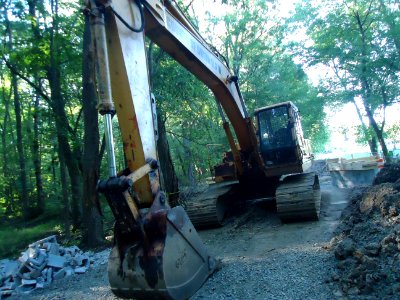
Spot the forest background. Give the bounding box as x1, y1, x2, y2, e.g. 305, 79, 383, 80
0, 0, 399, 256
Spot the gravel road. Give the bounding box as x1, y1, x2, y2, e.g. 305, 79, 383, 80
9, 174, 350, 300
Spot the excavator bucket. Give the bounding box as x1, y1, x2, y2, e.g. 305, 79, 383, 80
98, 177, 217, 300
108, 206, 217, 299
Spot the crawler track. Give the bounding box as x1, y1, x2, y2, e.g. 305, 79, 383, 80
276, 172, 321, 222
185, 181, 238, 228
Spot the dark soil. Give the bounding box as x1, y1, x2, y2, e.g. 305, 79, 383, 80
329, 163, 400, 299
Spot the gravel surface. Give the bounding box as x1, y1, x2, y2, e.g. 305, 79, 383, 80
192, 245, 335, 300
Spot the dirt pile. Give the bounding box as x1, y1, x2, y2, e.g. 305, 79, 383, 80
329, 163, 400, 298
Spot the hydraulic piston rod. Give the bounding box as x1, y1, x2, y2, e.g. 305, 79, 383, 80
103, 114, 117, 177
89, 0, 117, 177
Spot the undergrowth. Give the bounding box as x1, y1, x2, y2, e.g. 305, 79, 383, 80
0, 198, 115, 259
0, 220, 60, 259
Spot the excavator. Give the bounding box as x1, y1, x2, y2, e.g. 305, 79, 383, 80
86, 0, 321, 299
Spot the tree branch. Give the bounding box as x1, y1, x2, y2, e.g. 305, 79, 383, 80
166, 130, 212, 146
72, 107, 83, 136
2, 56, 51, 104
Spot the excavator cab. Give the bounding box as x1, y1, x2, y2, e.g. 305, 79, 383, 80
254, 102, 312, 177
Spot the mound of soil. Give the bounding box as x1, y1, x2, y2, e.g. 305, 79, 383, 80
329, 163, 400, 298
373, 163, 400, 185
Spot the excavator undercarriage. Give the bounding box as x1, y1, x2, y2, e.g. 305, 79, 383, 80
185, 172, 321, 228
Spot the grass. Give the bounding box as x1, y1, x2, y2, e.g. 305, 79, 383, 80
0, 220, 60, 259
0, 198, 116, 259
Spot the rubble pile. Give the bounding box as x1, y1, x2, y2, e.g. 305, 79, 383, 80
329, 163, 400, 298
0, 236, 103, 298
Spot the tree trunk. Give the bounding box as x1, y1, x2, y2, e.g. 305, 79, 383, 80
355, 12, 390, 160
157, 116, 179, 206
27, 0, 45, 213
12, 74, 30, 219
59, 151, 70, 239
351, 100, 377, 154
183, 137, 196, 186
32, 86, 45, 213
0, 80, 12, 215
81, 13, 104, 247
5, 13, 30, 219
47, 0, 82, 228
47, 66, 82, 228
368, 137, 378, 155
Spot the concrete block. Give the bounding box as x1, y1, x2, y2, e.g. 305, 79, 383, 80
41, 268, 48, 278
1, 289, 14, 298
29, 236, 57, 249
21, 279, 36, 286
27, 247, 39, 259
64, 246, 80, 257
19, 266, 33, 280
0, 281, 17, 291
45, 243, 60, 255
46, 268, 53, 283
28, 267, 44, 279
28, 251, 47, 268
64, 267, 74, 277
73, 254, 90, 267
36, 281, 44, 289
53, 268, 66, 280
47, 254, 66, 269
17, 254, 47, 279
59, 246, 65, 256
36, 277, 47, 289
19, 251, 29, 264
16, 284, 36, 294
74, 266, 87, 274
63, 253, 72, 264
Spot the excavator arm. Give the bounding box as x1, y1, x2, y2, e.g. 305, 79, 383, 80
142, 0, 265, 172
86, 0, 255, 298
100, 0, 263, 185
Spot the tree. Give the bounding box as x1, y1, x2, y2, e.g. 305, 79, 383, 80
204, 0, 328, 152
290, 0, 400, 158
3, 1, 29, 219
0, 68, 14, 215
81, 12, 104, 246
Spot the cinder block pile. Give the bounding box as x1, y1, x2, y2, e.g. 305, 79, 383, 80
0, 236, 92, 298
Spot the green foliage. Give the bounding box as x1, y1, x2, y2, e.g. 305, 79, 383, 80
289, 0, 400, 155
354, 125, 375, 146
151, 48, 227, 184
204, 0, 329, 153
0, 0, 84, 224
0, 220, 59, 258
384, 123, 400, 143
